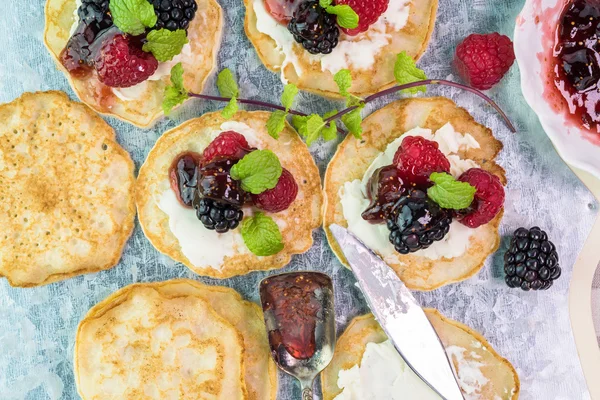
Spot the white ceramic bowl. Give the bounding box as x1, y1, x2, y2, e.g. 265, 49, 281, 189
514, 0, 600, 178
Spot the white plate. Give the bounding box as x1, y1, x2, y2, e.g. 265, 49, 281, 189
514, 0, 600, 178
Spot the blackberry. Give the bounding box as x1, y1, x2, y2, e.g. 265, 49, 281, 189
288, 1, 339, 55
78, 0, 112, 26
151, 0, 198, 31
193, 197, 243, 233
504, 227, 560, 291
386, 189, 452, 254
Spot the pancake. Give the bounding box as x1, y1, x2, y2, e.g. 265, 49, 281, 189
321, 311, 520, 399
44, 0, 222, 128
74, 282, 247, 399
0, 91, 135, 287
323, 97, 506, 291
243, 0, 437, 98
136, 110, 323, 278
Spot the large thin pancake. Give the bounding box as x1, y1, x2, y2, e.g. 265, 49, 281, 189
44, 0, 222, 128
136, 110, 323, 278
321, 311, 520, 399
153, 279, 278, 400
323, 97, 506, 291
0, 91, 135, 287
74, 284, 247, 399
244, 0, 437, 98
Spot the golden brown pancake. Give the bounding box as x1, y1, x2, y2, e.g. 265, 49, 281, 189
136, 110, 323, 279
244, 0, 438, 97
44, 0, 223, 128
321, 311, 520, 399
323, 97, 506, 291
0, 91, 135, 287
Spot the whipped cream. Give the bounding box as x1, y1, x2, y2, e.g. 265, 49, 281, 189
253, 0, 411, 80
333, 340, 488, 400
338, 123, 482, 261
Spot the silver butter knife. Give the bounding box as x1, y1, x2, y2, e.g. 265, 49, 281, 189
329, 224, 464, 400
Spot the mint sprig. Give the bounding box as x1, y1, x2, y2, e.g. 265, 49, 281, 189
427, 172, 477, 210
267, 84, 299, 139
241, 212, 284, 256
334, 69, 364, 138
109, 0, 157, 36
162, 63, 189, 115
319, 0, 359, 29
217, 69, 240, 119
230, 150, 283, 194
143, 29, 188, 62
394, 52, 428, 94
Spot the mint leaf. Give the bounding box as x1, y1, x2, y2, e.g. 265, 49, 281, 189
143, 29, 188, 62
217, 69, 239, 98
427, 172, 476, 210
319, 0, 332, 6
341, 108, 363, 139
162, 63, 188, 115
109, 0, 157, 36
334, 69, 352, 97
281, 84, 298, 111
292, 115, 309, 137
394, 51, 427, 94
241, 212, 284, 256
267, 110, 287, 139
221, 97, 238, 119
305, 114, 325, 146
325, 5, 359, 29
322, 110, 338, 141
230, 150, 282, 194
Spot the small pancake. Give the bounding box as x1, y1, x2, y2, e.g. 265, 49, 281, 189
323, 97, 506, 291
0, 91, 135, 287
136, 110, 323, 278
74, 283, 247, 399
243, 0, 438, 98
44, 0, 223, 128
321, 311, 520, 399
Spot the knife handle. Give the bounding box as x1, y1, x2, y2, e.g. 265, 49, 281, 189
300, 378, 314, 400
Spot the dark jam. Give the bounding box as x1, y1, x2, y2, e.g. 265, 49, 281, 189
169, 152, 203, 208
260, 272, 332, 361
553, 0, 600, 132
197, 158, 246, 208
361, 165, 406, 223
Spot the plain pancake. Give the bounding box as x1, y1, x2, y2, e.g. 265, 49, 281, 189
0, 91, 135, 287
243, 0, 438, 98
44, 0, 223, 128
323, 97, 506, 291
75, 283, 247, 399
321, 311, 520, 399
136, 110, 323, 279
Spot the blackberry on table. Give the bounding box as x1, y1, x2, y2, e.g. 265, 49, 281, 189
151, 0, 198, 31
386, 188, 452, 254
288, 1, 339, 55
194, 197, 244, 233
504, 227, 561, 291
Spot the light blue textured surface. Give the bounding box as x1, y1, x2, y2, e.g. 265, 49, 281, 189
0, 0, 598, 399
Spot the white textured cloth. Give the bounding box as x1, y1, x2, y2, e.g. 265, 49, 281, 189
593, 265, 600, 347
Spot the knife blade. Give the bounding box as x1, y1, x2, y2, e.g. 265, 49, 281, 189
329, 224, 464, 400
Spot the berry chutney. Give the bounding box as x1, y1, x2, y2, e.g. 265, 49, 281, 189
553, 0, 600, 132
169, 152, 203, 208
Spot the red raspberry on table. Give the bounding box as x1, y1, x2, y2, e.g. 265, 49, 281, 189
251, 169, 298, 213
94, 34, 158, 88
457, 168, 505, 228
454, 33, 515, 90
202, 131, 252, 164
334, 0, 389, 36
392, 136, 451, 187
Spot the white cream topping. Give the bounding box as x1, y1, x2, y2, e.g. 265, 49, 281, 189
333, 340, 488, 400
253, 0, 411, 81
338, 123, 482, 261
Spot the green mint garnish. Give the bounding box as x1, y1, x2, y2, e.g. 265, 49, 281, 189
162, 63, 189, 115
241, 212, 284, 256
230, 150, 282, 194
221, 97, 238, 119
217, 69, 240, 119
341, 107, 363, 139
143, 29, 188, 62
281, 84, 298, 111
109, 0, 157, 36
266, 84, 299, 139
333, 69, 364, 138
394, 51, 428, 94
334, 69, 352, 97
319, 0, 359, 29
427, 172, 477, 210
321, 110, 338, 141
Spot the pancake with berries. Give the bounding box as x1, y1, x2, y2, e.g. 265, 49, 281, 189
244, 0, 437, 97
323, 97, 506, 291
44, 0, 222, 127
136, 110, 322, 278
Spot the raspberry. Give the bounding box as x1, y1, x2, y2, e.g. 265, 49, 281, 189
454, 33, 515, 90
94, 34, 158, 88
251, 169, 298, 213
457, 168, 505, 228
392, 136, 451, 187
202, 131, 252, 164
335, 0, 389, 36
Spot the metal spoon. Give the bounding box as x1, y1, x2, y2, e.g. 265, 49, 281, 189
259, 272, 336, 400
